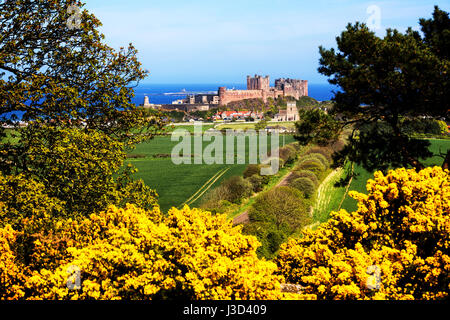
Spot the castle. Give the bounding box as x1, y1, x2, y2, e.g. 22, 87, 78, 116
218, 75, 308, 105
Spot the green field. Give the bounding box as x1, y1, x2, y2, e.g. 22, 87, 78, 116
127, 135, 296, 212
340, 139, 450, 213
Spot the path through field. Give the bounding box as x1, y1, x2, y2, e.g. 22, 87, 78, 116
181, 167, 231, 207
232, 171, 295, 225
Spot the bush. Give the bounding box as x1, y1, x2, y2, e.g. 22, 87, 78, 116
277, 166, 450, 300
436, 120, 449, 135
247, 186, 312, 259
294, 170, 319, 187
290, 177, 316, 199
278, 146, 297, 165
301, 153, 329, 168
249, 187, 311, 232
304, 146, 333, 162
401, 118, 447, 135
1, 205, 294, 300
247, 174, 265, 193
297, 159, 326, 177
242, 222, 290, 259
222, 176, 253, 203
243, 164, 261, 178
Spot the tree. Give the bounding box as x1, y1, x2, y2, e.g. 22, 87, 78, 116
249, 186, 311, 232
0, 204, 296, 300
0, 0, 165, 166
0, 0, 164, 216
255, 119, 268, 131
295, 6, 450, 171
276, 167, 450, 300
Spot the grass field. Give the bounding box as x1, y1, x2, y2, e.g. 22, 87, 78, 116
127, 135, 296, 212
339, 138, 450, 213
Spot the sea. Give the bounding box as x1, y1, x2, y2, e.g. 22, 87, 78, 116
131, 83, 338, 106
2, 83, 338, 120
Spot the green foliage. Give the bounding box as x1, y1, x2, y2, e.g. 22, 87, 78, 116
290, 177, 316, 199
294, 109, 341, 147
334, 122, 433, 172
0, 173, 65, 229
202, 176, 253, 208
242, 222, 290, 259
0, 0, 165, 150
222, 176, 253, 203
296, 96, 320, 108
315, 6, 450, 170
246, 186, 312, 258
304, 146, 333, 162
301, 153, 329, 168
249, 187, 311, 232
297, 159, 326, 177
17, 125, 125, 215
255, 119, 268, 131
247, 174, 266, 193
243, 164, 261, 178
293, 170, 319, 187
401, 118, 449, 136
278, 145, 297, 165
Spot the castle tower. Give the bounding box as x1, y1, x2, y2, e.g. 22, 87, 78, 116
247, 74, 270, 90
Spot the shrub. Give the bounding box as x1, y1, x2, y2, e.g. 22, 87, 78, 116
305, 146, 333, 162
278, 146, 297, 164
0, 173, 66, 229
401, 118, 447, 135
243, 164, 261, 178
289, 177, 316, 199
294, 170, 319, 187
243, 222, 290, 259
301, 153, 329, 168
222, 176, 253, 203
436, 120, 449, 135
297, 159, 326, 177
249, 187, 311, 233
2, 205, 295, 300
247, 174, 265, 193
277, 166, 450, 300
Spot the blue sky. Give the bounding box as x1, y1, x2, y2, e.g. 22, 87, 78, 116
85, 0, 450, 84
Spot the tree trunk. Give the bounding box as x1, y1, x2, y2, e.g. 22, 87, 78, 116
443, 149, 450, 170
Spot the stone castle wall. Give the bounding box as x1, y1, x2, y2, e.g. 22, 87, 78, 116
219, 75, 308, 105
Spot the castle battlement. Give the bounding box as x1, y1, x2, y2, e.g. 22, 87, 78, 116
219, 75, 308, 105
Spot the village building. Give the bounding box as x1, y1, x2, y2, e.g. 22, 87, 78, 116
274, 102, 299, 121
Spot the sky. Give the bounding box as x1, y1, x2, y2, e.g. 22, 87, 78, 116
85, 0, 450, 84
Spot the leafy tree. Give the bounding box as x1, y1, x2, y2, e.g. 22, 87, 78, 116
249, 186, 311, 232
295, 6, 450, 171
276, 167, 450, 300
0, 0, 164, 215
255, 119, 268, 131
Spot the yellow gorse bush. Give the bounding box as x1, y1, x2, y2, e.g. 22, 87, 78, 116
1, 204, 293, 300
276, 166, 449, 300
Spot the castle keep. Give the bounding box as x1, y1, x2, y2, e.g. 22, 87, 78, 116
219, 75, 308, 105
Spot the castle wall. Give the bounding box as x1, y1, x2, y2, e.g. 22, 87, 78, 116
219, 76, 308, 106
219, 88, 264, 105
